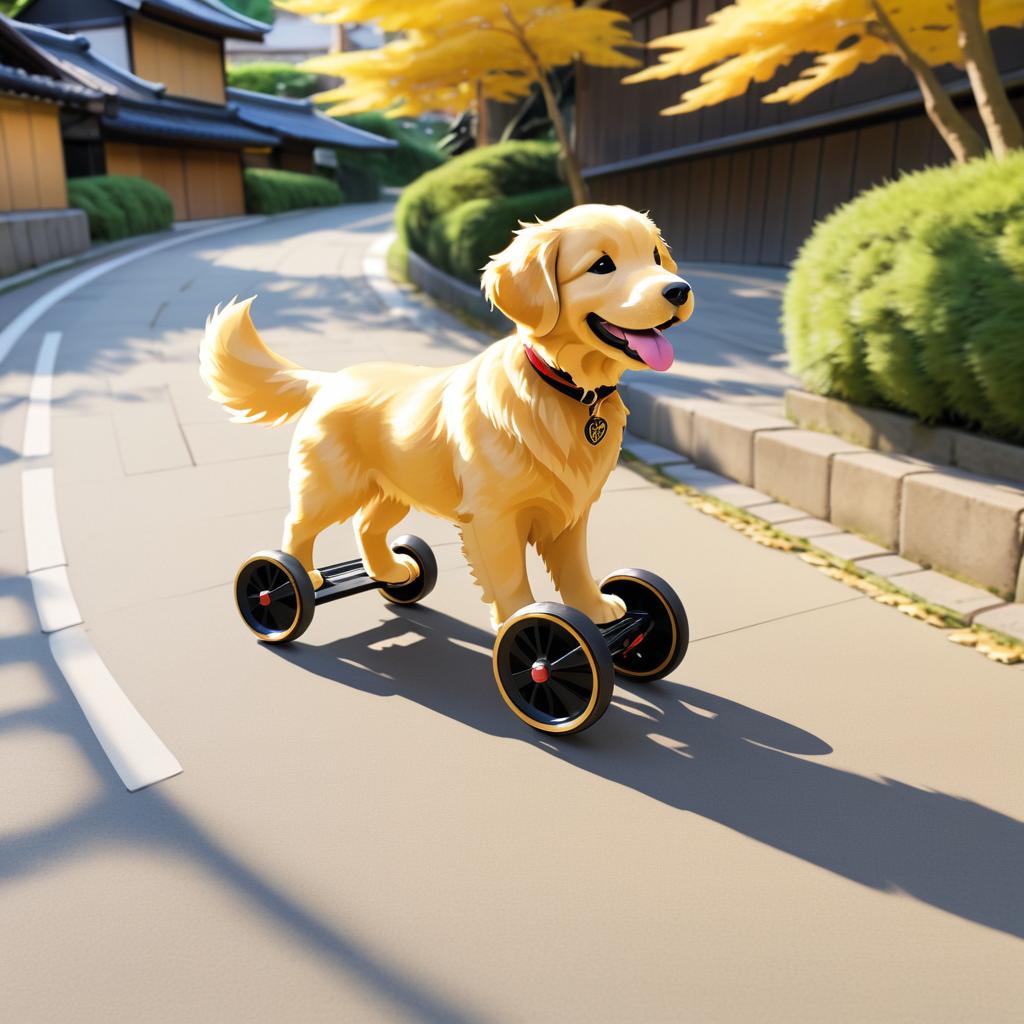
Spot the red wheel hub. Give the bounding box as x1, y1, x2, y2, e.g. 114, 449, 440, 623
531, 660, 550, 683
258, 590, 271, 607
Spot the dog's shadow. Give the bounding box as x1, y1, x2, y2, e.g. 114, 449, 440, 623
272, 604, 1024, 941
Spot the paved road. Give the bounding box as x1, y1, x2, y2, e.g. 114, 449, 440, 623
631, 260, 796, 412
1, 203, 1022, 1023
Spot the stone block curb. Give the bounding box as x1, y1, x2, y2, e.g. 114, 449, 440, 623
830, 451, 932, 549
896, 570, 1006, 620
692, 404, 793, 485
814, 533, 889, 561
754, 430, 866, 519
901, 471, 1024, 600
749, 501, 808, 525
973, 604, 1024, 645
786, 388, 1024, 488
852, 554, 923, 578
620, 432, 690, 467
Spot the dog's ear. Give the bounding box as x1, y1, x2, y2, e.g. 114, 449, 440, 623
481, 223, 560, 336
655, 236, 678, 274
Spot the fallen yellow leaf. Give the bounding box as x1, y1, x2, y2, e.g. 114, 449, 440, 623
947, 630, 979, 646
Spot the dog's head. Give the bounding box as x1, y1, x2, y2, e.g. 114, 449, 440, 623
481, 204, 693, 388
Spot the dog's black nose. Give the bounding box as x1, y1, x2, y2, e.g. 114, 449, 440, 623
662, 280, 692, 307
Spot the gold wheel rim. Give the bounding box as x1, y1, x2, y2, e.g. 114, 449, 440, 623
234, 554, 303, 642
492, 611, 601, 733
602, 575, 678, 678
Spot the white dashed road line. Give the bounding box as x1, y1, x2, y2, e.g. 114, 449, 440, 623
22, 329, 61, 457
18, 332, 182, 790
29, 565, 82, 634
49, 625, 183, 794
22, 465, 65, 571
2, 232, 256, 789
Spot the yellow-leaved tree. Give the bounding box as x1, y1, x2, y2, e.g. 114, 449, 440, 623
276, 1, 640, 203
623, 0, 1023, 163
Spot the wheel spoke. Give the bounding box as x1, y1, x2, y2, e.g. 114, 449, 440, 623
549, 678, 588, 717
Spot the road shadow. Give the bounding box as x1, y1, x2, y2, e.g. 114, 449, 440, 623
0, 579, 481, 1023
276, 603, 1024, 942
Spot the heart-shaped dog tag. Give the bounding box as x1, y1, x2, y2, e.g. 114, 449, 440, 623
585, 416, 608, 446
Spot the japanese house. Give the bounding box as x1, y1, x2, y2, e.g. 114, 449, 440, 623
0, 14, 101, 272
576, 0, 1024, 266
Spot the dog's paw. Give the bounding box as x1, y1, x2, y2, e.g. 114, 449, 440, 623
590, 593, 627, 625
308, 569, 324, 590
374, 553, 417, 586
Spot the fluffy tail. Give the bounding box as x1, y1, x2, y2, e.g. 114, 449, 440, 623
199, 297, 325, 425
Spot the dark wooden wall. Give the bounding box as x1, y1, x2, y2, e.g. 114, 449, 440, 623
578, 0, 1024, 266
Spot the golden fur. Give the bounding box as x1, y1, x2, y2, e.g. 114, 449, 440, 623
200, 204, 693, 629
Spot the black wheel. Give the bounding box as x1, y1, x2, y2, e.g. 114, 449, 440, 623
235, 549, 315, 644
381, 534, 438, 605
600, 568, 689, 680
493, 602, 615, 735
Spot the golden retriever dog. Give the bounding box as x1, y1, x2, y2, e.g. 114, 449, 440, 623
200, 203, 693, 630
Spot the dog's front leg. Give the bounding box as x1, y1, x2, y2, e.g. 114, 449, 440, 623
537, 512, 626, 624
459, 516, 535, 632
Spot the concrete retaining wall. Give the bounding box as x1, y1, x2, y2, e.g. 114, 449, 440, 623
405, 248, 511, 334
0, 209, 90, 278
621, 382, 1024, 602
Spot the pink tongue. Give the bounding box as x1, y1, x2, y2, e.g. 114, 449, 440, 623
623, 328, 674, 371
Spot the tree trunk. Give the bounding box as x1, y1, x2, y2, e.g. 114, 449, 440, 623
869, 0, 986, 163
501, 5, 589, 205
954, 0, 1023, 157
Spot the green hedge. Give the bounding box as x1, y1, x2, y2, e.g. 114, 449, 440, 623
67, 174, 173, 241
331, 152, 381, 202
784, 152, 1024, 443
429, 185, 572, 283
225, 62, 318, 98
221, 0, 274, 24
396, 140, 563, 264
336, 112, 447, 187
243, 168, 343, 214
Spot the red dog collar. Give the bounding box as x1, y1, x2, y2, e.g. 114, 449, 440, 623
523, 344, 617, 407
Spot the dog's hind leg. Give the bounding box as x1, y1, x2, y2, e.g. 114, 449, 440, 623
354, 490, 415, 585
282, 508, 338, 590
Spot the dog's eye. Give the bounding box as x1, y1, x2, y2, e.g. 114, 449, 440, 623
653, 247, 661, 266
588, 255, 616, 275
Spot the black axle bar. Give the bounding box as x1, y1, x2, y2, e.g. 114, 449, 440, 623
313, 557, 385, 606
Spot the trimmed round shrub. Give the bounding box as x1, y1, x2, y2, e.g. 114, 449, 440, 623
396, 140, 563, 262
243, 168, 343, 214
429, 185, 572, 283
226, 61, 318, 98
67, 174, 173, 241
784, 152, 1024, 442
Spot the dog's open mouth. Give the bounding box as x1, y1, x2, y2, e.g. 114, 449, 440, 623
586, 313, 678, 371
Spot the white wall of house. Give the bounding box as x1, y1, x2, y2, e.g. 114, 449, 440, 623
80, 26, 130, 71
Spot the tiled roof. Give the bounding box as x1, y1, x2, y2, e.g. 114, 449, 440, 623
20, 20, 280, 149
115, 0, 270, 41
227, 88, 397, 150
0, 60, 104, 106
104, 96, 278, 146
17, 21, 152, 99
